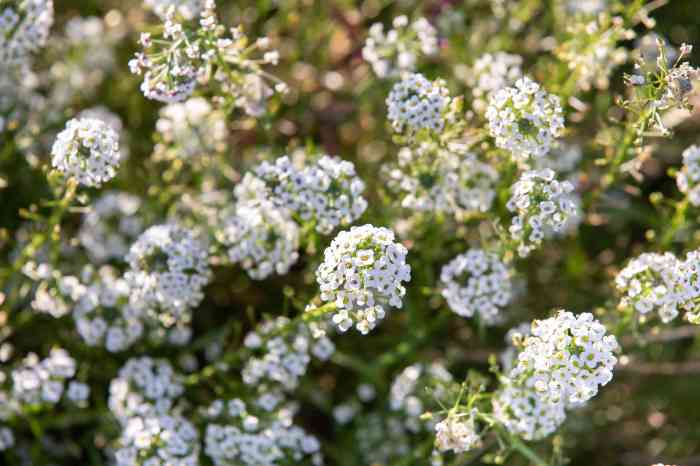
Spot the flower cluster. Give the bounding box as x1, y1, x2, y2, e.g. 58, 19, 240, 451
386, 73, 452, 137
386, 142, 498, 216
675, 249, 700, 324
115, 414, 200, 466
50, 117, 121, 187
144, 0, 204, 20
250, 154, 368, 234
466, 52, 523, 114
555, 15, 634, 91
486, 77, 565, 162
492, 381, 566, 441
154, 97, 227, 160
242, 317, 335, 393
218, 200, 300, 280
507, 169, 579, 257
508, 310, 618, 408
676, 145, 700, 206
615, 252, 682, 323
108, 357, 184, 422
0, 0, 54, 68
78, 191, 143, 263
389, 363, 453, 433
203, 399, 323, 466
125, 224, 212, 327
362, 15, 438, 79
434, 411, 482, 454
72, 266, 145, 352
316, 225, 411, 334
440, 249, 513, 325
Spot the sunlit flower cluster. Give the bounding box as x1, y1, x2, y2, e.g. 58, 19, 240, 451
386, 73, 452, 136
440, 249, 513, 325
203, 399, 323, 466
676, 145, 700, 206
387, 142, 498, 216
51, 117, 121, 186
509, 310, 618, 408
0, 0, 54, 68
486, 77, 565, 162
362, 15, 438, 78
435, 411, 482, 453
466, 52, 523, 114
507, 169, 579, 257
316, 225, 411, 334
115, 414, 200, 466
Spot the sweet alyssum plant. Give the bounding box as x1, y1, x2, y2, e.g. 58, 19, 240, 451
2, 0, 700, 465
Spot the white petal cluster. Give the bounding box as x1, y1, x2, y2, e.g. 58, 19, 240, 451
203, 399, 323, 466
249, 154, 368, 234
509, 310, 618, 408
486, 77, 564, 162
155, 97, 227, 160
144, 0, 204, 20
435, 411, 482, 454
492, 381, 566, 441
389, 363, 453, 433
125, 224, 211, 323
218, 200, 300, 280
242, 317, 335, 392
676, 145, 700, 206
0, 0, 54, 68
115, 414, 200, 466
8, 348, 79, 407
316, 225, 411, 334
674, 249, 700, 324
615, 252, 682, 323
440, 249, 513, 325
79, 191, 143, 263
50, 117, 121, 187
467, 52, 523, 114
108, 357, 184, 422
506, 169, 579, 257
386, 73, 451, 136
72, 266, 145, 352
500, 322, 532, 373
362, 15, 438, 79
387, 143, 497, 216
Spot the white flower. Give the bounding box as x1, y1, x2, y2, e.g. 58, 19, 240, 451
435, 411, 482, 453
218, 200, 300, 280
108, 357, 184, 422
440, 249, 513, 325
0, 427, 14, 451
362, 16, 438, 78
316, 225, 411, 334
492, 381, 566, 441
66, 381, 90, 403
466, 52, 523, 114
115, 414, 200, 466
125, 224, 212, 323
486, 77, 564, 162
51, 118, 121, 187
508, 310, 618, 408
386, 73, 451, 136
0, 0, 54, 69
506, 169, 579, 257
144, 0, 205, 20
9, 348, 77, 408
676, 145, 700, 206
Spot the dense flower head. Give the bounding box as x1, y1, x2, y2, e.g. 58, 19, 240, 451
615, 252, 682, 323
79, 191, 143, 263
218, 200, 300, 280
362, 15, 438, 78
492, 381, 566, 441
486, 77, 565, 162
144, 0, 204, 20
50, 117, 121, 186
676, 145, 700, 206
125, 224, 211, 323
108, 357, 184, 422
387, 142, 498, 216
249, 154, 368, 234
434, 410, 482, 453
386, 73, 451, 136
509, 310, 618, 408
467, 52, 523, 114
507, 169, 579, 257
242, 317, 335, 392
316, 225, 411, 334
115, 414, 200, 466
154, 97, 227, 160
440, 249, 513, 325
673, 249, 700, 324
0, 0, 54, 68
72, 266, 145, 352
203, 399, 323, 466
8, 348, 79, 407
